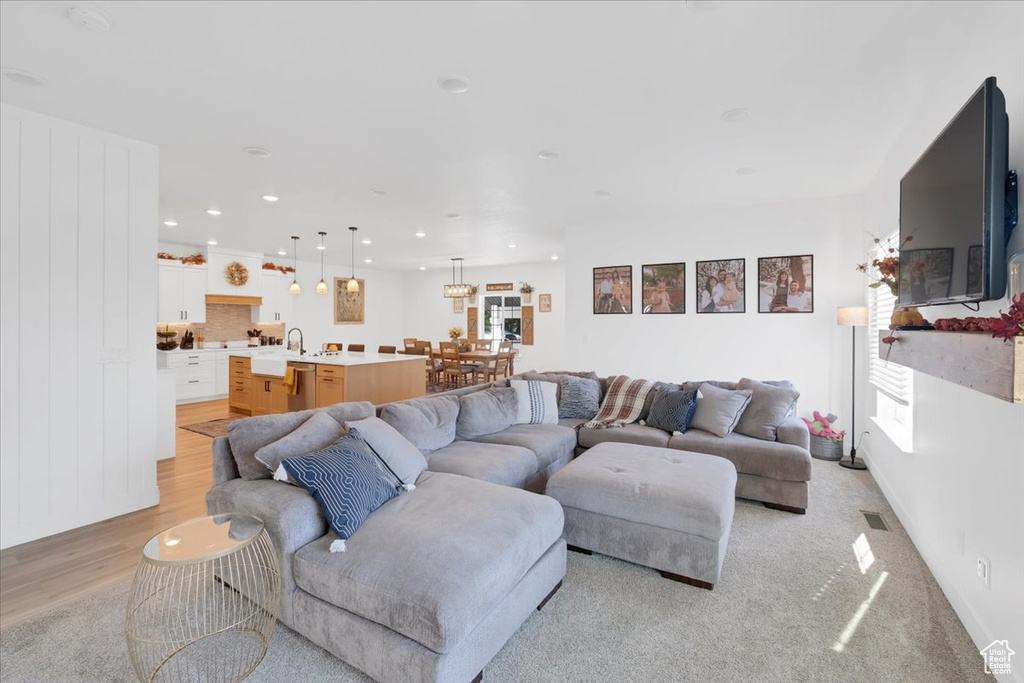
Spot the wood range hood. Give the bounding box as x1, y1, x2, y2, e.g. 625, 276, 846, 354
205, 294, 263, 306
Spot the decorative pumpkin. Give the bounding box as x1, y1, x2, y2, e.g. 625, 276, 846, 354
225, 261, 249, 286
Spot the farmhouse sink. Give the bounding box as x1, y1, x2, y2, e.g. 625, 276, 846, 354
251, 355, 288, 377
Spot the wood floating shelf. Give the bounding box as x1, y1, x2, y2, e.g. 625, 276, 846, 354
205, 294, 263, 306
879, 331, 1024, 404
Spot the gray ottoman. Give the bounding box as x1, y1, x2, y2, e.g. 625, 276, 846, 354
546, 442, 737, 589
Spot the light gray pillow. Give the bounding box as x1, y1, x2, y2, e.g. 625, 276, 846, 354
227, 409, 315, 480
346, 416, 428, 485
456, 388, 517, 440
254, 411, 347, 475
734, 378, 801, 441
690, 382, 753, 437
558, 375, 601, 420
321, 401, 376, 424
380, 395, 460, 454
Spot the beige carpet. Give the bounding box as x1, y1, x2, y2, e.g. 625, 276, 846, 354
0, 460, 991, 682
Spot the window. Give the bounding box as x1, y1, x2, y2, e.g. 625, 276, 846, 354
868, 235, 913, 434
481, 295, 521, 345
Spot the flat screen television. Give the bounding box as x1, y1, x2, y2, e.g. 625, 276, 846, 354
898, 77, 1009, 307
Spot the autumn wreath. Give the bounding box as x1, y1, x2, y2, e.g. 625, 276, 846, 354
225, 261, 249, 286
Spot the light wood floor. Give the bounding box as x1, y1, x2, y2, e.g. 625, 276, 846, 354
0, 399, 231, 628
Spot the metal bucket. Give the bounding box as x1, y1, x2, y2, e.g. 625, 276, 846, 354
810, 434, 844, 461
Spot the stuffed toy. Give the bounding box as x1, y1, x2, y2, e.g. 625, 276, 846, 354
802, 411, 846, 440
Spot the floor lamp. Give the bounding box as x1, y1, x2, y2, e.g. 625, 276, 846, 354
836, 306, 868, 470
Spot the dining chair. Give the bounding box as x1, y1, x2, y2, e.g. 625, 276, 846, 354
473, 340, 494, 351
439, 341, 477, 388
348, 344, 365, 352
323, 343, 343, 353
377, 345, 397, 354
414, 340, 441, 387
480, 346, 511, 384
498, 340, 514, 378
402, 337, 417, 350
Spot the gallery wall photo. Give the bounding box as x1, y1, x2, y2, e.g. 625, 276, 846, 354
695, 258, 745, 314
757, 255, 814, 313
593, 265, 632, 314
641, 263, 685, 314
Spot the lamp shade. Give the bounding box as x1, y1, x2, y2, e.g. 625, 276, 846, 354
836, 306, 868, 326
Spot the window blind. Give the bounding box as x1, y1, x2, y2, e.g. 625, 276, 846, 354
867, 236, 913, 405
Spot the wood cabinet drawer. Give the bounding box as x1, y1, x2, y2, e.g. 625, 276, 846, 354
230, 377, 251, 392
231, 366, 250, 377
317, 365, 344, 378
230, 356, 251, 369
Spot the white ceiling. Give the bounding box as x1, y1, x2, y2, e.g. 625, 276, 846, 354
0, 0, 989, 270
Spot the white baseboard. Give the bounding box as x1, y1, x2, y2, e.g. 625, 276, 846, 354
860, 447, 1021, 683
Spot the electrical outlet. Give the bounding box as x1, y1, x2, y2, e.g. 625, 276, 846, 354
977, 556, 991, 588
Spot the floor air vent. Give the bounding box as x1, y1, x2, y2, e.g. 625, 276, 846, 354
861, 510, 889, 531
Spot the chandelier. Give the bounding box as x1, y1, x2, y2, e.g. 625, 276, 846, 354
443, 257, 472, 298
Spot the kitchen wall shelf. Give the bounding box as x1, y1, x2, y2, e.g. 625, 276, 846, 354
879, 331, 1024, 404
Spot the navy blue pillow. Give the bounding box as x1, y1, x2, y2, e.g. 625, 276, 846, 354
282, 432, 401, 551
645, 388, 699, 434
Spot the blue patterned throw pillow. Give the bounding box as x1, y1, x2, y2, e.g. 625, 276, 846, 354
645, 388, 699, 435
282, 432, 401, 552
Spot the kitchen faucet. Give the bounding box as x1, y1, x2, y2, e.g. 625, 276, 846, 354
287, 327, 305, 355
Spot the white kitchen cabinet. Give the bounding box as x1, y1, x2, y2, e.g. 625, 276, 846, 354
157, 261, 207, 323
214, 351, 230, 395
252, 270, 292, 324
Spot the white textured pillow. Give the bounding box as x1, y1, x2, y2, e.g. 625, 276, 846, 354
510, 379, 559, 425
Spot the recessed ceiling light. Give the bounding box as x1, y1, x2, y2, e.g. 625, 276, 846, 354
720, 108, 751, 123
162, 220, 177, 227
316, 243, 326, 251
594, 189, 611, 197
361, 239, 372, 245
277, 249, 287, 256
415, 231, 426, 238
68, 5, 111, 31
261, 194, 279, 202
551, 255, 560, 261
1, 68, 45, 87
370, 189, 388, 196
364, 258, 373, 264
537, 150, 561, 160
446, 213, 461, 219
437, 75, 471, 94
207, 239, 218, 246
736, 167, 757, 176
419, 266, 426, 271
242, 146, 272, 158
507, 244, 517, 250
206, 208, 222, 216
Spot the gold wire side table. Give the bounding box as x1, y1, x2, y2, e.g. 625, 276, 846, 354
126, 514, 281, 683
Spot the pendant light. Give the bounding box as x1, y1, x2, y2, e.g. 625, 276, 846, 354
444, 257, 471, 298
346, 226, 360, 293
288, 235, 301, 295
315, 231, 328, 295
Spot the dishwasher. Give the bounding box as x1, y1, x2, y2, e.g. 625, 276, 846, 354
287, 362, 317, 412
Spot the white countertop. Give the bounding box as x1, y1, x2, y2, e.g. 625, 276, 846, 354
230, 351, 425, 367
157, 346, 274, 354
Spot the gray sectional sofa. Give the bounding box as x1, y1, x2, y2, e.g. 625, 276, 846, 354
205, 371, 811, 683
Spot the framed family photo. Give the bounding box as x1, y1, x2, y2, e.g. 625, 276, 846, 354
695, 259, 745, 313
334, 277, 365, 324
758, 255, 814, 313
642, 263, 685, 314
593, 265, 632, 314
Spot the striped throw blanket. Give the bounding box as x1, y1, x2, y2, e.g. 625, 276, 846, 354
584, 375, 655, 429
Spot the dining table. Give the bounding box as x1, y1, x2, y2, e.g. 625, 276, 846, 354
399, 346, 519, 376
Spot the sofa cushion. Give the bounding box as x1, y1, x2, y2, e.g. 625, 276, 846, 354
228, 410, 316, 480
380, 395, 459, 454
690, 383, 752, 437
558, 417, 587, 429
426, 441, 538, 488
645, 388, 699, 434
472, 423, 578, 470
292, 470, 564, 653
558, 375, 601, 420
346, 416, 428, 486
668, 429, 812, 482
456, 388, 517, 440
578, 423, 672, 449
254, 411, 347, 476
320, 401, 377, 425
510, 380, 559, 425
282, 432, 402, 545
734, 378, 801, 441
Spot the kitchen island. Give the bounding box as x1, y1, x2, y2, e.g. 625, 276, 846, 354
228, 351, 426, 415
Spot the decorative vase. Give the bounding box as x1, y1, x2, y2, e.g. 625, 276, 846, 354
522, 292, 532, 304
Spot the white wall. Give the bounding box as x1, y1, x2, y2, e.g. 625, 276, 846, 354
401, 261, 567, 371
563, 196, 865, 416
0, 104, 160, 549
857, 3, 1024, 678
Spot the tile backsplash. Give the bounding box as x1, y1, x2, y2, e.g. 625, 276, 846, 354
156, 304, 285, 345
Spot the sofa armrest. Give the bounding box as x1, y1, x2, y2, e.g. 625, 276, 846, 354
206, 478, 327, 624
211, 437, 240, 485
777, 417, 809, 450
